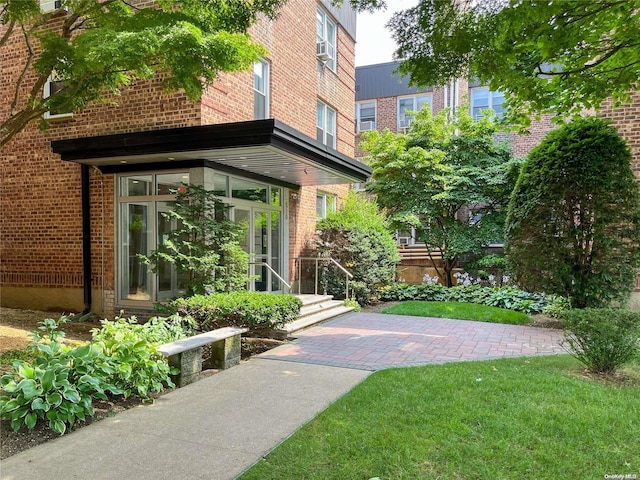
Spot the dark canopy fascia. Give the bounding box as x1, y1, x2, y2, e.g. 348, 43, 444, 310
51, 119, 371, 187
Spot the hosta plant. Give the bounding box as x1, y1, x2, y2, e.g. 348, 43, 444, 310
0, 318, 120, 434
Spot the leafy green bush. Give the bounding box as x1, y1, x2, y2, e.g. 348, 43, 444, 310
169, 291, 302, 334
561, 309, 640, 374
0, 315, 181, 434
92, 318, 180, 398
380, 283, 567, 315
0, 318, 120, 434
506, 117, 640, 308
315, 191, 399, 304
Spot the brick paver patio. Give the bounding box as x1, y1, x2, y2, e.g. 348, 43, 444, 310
260, 312, 566, 370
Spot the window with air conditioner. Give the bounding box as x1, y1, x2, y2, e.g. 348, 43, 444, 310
43, 72, 73, 119
253, 59, 270, 120
470, 87, 506, 120
317, 100, 336, 148
397, 94, 432, 131
316, 8, 337, 71
356, 101, 376, 132
40, 0, 63, 12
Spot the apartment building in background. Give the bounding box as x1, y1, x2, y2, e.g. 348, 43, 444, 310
1, 0, 370, 316
354, 62, 640, 291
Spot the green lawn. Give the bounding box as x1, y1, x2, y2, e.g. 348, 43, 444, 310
381, 301, 530, 325
239, 356, 640, 480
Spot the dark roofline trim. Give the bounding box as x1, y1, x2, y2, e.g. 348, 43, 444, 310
99, 158, 301, 190
51, 119, 371, 180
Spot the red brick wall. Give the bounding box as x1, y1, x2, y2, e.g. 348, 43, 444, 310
1, 0, 359, 312
600, 90, 640, 291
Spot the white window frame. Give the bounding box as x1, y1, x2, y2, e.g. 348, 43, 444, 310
316, 191, 337, 218
40, 0, 63, 13
356, 101, 377, 132
397, 94, 432, 131
116, 171, 191, 306
253, 59, 270, 120
43, 73, 73, 120
316, 8, 337, 72
317, 100, 337, 149
470, 87, 507, 120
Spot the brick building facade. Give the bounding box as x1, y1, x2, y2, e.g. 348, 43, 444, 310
354, 62, 640, 293
1, 0, 369, 316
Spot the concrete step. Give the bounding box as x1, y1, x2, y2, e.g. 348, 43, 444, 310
295, 294, 334, 307
279, 301, 355, 336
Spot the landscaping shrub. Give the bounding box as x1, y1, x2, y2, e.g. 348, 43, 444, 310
506, 117, 640, 308
0, 316, 180, 434
0, 318, 121, 434
561, 309, 640, 374
315, 191, 399, 304
380, 283, 568, 315
92, 317, 181, 398
169, 291, 302, 334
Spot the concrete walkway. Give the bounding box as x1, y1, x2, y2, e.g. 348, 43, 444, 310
0, 313, 564, 480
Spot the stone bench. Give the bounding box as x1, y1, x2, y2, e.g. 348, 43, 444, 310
158, 327, 248, 387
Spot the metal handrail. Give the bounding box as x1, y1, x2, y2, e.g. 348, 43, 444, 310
293, 257, 353, 299
250, 261, 291, 292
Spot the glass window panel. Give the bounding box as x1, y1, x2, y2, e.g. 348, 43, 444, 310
270, 187, 281, 206
120, 176, 152, 197
359, 102, 376, 122
316, 194, 325, 217
253, 62, 265, 91
326, 107, 336, 136
212, 172, 228, 197
270, 211, 281, 291
231, 178, 267, 203
416, 95, 432, 112
156, 173, 188, 195
121, 202, 151, 300
233, 208, 251, 253
491, 91, 506, 115
317, 101, 324, 128
316, 10, 324, 39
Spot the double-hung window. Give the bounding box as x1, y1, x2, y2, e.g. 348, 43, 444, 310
470, 87, 506, 120
356, 101, 376, 132
316, 191, 337, 218
316, 8, 337, 71
317, 100, 336, 148
397, 94, 432, 130
253, 60, 270, 120
43, 72, 73, 119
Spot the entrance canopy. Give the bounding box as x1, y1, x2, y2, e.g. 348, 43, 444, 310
52, 119, 371, 189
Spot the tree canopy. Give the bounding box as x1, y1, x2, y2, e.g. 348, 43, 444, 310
361, 107, 520, 286
505, 117, 640, 308
389, 0, 640, 128
0, 0, 384, 147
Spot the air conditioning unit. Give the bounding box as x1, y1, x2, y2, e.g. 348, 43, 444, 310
398, 118, 412, 130
358, 121, 375, 132
316, 41, 334, 63
40, 0, 63, 12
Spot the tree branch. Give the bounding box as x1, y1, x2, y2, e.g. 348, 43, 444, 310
0, 19, 15, 48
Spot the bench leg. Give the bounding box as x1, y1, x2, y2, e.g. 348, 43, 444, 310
167, 347, 203, 387
207, 334, 242, 370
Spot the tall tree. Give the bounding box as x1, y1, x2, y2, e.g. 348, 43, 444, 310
361, 107, 520, 286
389, 0, 640, 127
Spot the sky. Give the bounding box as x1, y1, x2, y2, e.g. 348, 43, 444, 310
355, 0, 419, 67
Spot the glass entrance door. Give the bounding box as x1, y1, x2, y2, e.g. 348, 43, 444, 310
233, 207, 283, 292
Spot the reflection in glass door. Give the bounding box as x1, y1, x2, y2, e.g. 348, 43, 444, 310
233, 207, 282, 292
254, 210, 268, 291
121, 202, 151, 300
